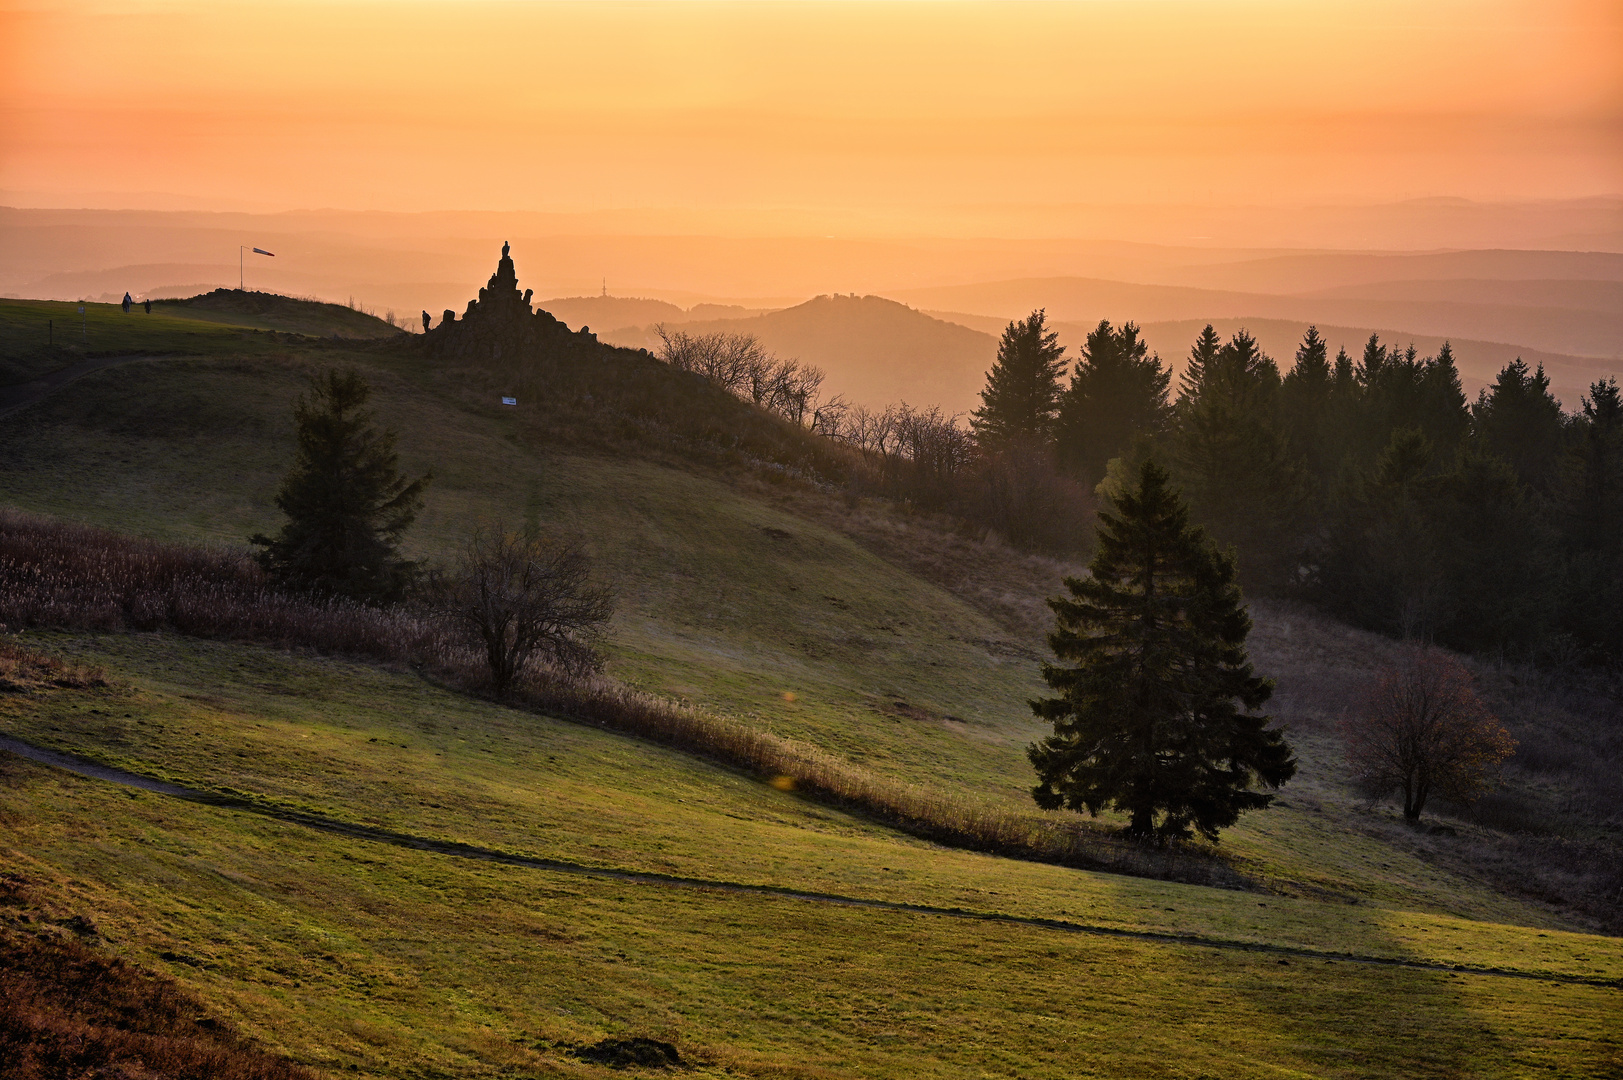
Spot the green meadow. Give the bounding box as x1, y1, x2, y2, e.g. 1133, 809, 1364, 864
0, 300, 1617, 1077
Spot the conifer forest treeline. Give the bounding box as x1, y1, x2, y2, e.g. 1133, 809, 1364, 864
953, 315, 1623, 666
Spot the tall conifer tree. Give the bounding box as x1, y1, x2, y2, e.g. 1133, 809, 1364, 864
252, 369, 431, 602
1054, 319, 1171, 485
1029, 460, 1296, 843
970, 309, 1067, 447
1169, 329, 1307, 586
1472, 358, 1567, 496
1563, 378, 1623, 653
1179, 324, 1224, 402
1281, 326, 1334, 485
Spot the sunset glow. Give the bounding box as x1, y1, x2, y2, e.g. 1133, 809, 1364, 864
3, 0, 1619, 227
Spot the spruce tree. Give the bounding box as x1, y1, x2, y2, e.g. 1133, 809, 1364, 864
1054, 319, 1171, 486
1564, 379, 1623, 653
1418, 342, 1470, 454
1280, 326, 1334, 484
1029, 460, 1296, 843
252, 368, 431, 602
1572, 377, 1623, 554
1472, 358, 1568, 496
970, 309, 1067, 447
1179, 324, 1224, 401
1433, 448, 1553, 653
1168, 329, 1307, 587
1322, 428, 1449, 640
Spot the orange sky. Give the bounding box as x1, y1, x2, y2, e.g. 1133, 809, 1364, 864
2, 0, 1619, 230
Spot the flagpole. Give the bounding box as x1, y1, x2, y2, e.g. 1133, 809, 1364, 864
239, 246, 275, 291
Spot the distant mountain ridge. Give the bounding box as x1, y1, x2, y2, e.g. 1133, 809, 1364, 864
534, 295, 774, 336
892, 275, 1622, 361
596, 294, 997, 414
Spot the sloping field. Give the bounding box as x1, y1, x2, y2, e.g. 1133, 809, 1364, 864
1, 635, 1617, 1078
0, 295, 397, 388
0, 328, 1618, 1076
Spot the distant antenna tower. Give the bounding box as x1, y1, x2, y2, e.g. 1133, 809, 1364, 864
602, 277, 607, 297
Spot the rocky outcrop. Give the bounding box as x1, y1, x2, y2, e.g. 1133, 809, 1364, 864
424, 242, 596, 364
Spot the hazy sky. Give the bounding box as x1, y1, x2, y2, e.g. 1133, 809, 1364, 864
2, 0, 1618, 231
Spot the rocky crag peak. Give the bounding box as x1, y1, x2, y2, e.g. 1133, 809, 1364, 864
424, 242, 596, 363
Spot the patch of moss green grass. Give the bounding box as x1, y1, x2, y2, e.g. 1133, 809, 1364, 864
0, 347, 1614, 935
0, 298, 277, 384
0, 295, 400, 386
3, 632, 1617, 989
2, 748, 1618, 1079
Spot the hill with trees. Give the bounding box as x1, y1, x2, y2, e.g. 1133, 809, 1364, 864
0, 244, 1617, 1078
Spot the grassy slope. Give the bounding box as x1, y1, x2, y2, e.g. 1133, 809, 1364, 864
153, 289, 405, 339
0, 340, 1603, 922
0, 327, 1617, 1074
2, 639, 1617, 1080
0, 294, 397, 386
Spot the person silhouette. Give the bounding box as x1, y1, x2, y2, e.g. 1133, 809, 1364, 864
422, 311, 431, 332
143, 298, 151, 314
502, 241, 510, 258
122, 292, 132, 313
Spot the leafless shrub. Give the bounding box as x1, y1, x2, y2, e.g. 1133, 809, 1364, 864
653, 326, 826, 428
1344, 647, 1517, 821
428, 526, 614, 695
0, 508, 445, 665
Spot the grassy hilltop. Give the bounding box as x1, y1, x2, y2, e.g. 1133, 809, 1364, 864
0, 291, 399, 387
0, 290, 1618, 1078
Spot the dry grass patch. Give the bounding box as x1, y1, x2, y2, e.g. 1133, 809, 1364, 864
0, 640, 105, 693
0, 873, 317, 1080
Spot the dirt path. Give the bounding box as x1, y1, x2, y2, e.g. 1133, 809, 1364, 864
1, 733, 1613, 989
0, 354, 164, 419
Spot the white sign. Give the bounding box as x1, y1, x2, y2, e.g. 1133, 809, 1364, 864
501, 396, 517, 406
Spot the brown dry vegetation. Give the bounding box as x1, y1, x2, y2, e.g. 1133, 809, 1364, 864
0, 875, 316, 1080
0, 507, 1242, 889
0, 641, 106, 693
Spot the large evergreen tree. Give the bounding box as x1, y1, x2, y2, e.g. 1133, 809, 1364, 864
1179, 324, 1224, 401
1280, 326, 1335, 488
1417, 342, 1470, 454
252, 369, 431, 602
970, 309, 1067, 447
1321, 428, 1450, 640
1431, 448, 1553, 655
1563, 379, 1623, 655
1472, 358, 1568, 496
1054, 319, 1171, 486
1168, 328, 1308, 587
1029, 460, 1296, 843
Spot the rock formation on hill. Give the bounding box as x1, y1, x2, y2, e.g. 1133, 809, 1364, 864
425, 242, 596, 363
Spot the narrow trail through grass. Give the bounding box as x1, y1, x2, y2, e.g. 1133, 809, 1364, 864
5, 733, 1613, 991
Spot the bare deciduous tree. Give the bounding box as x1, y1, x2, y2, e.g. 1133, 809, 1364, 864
432, 527, 615, 696
1344, 648, 1516, 821
653, 325, 827, 427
